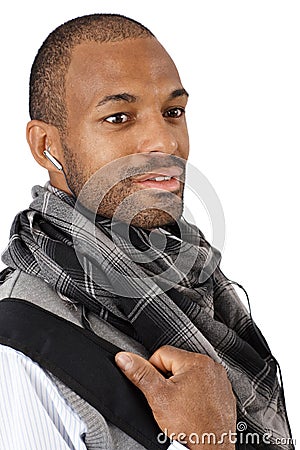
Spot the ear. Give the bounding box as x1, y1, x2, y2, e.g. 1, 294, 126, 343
26, 120, 64, 172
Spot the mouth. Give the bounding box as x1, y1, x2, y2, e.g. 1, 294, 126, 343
132, 166, 183, 192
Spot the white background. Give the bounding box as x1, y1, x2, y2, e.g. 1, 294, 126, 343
0, 0, 299, 440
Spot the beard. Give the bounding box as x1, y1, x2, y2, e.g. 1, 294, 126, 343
62, 144, 186, 229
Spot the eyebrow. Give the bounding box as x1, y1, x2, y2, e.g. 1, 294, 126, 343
168, 88, 189, 101
96, 93, 137, 108
95, 88, 189, 109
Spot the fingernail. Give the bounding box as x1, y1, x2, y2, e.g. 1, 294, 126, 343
116, 353, 132, 371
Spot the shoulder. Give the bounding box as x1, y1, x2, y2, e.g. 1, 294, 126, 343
0, 268, 59, 303
0, 269, 83, 325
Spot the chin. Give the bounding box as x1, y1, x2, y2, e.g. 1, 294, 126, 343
94, 185, 184, 229
130, 209, 180, 230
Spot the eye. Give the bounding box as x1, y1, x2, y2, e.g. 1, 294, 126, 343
163, 107, 185, 119
104, 113, 130, 124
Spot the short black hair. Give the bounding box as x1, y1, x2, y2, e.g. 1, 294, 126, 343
29, 14, 155, 134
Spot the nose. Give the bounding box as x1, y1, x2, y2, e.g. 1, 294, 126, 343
136, 114, 178, 155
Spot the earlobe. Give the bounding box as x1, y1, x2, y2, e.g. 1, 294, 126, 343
26, 120, 62, 172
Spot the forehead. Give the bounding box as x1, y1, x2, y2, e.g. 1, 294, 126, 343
65, 38, 182, 109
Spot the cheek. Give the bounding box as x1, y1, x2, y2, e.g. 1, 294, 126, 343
65, 120, 125, 170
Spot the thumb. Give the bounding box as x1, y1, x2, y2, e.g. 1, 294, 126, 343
115, 352, 166, 399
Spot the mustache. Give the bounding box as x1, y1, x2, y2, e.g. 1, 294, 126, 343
120, 154, 187, 180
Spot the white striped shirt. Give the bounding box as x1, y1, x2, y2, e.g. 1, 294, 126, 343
0, 344, 87, 450
0, 344, 186, 450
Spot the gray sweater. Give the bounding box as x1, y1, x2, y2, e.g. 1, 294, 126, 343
0, 269, 151, 450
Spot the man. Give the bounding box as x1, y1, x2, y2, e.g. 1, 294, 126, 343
0, 13, 294, 450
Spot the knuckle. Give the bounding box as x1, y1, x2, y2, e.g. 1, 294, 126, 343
190, 353, 213, 369
198, 353, 214, 365
159, 344, 172, 352
154, 344, 173, 356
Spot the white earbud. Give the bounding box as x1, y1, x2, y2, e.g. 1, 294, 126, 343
43, 146, 77, 198
43, 147, 63, 171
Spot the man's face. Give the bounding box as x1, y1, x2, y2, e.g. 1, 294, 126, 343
61, 38, 189, 229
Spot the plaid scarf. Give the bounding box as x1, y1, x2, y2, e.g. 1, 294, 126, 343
1, 184, 293, 449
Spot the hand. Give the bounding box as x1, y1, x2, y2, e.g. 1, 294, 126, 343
115, 345, 236, 450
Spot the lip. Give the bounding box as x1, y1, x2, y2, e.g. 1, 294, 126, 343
132, 166, 183, 182
132, 166, 183, 192
134, 177, 181, 192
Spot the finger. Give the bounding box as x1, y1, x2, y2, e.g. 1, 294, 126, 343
115, 352, 166, 399
149, 345, 213, 375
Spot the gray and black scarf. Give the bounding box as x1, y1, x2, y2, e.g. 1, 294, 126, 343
1, 184, 294, 449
